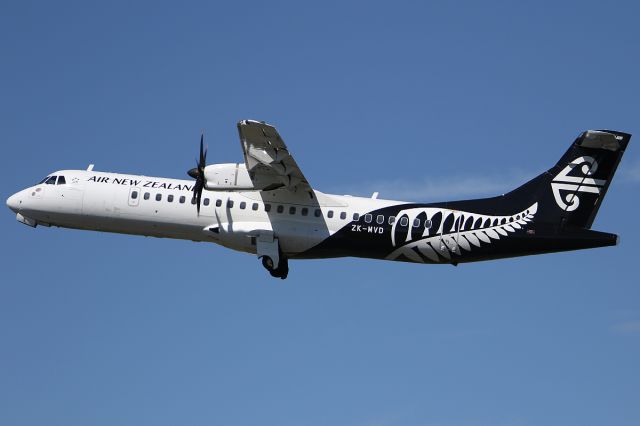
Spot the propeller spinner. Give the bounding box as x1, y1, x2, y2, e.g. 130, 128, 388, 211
187, 134, 207, 215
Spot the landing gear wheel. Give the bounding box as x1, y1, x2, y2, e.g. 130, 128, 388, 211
275, 257, 289, 279
262, 256, 274, 271
261, 256, 289, 279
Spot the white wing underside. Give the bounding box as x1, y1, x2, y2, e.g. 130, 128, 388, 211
237, 120, 311, 193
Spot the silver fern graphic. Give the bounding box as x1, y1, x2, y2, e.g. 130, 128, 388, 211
387, 203, 538, 263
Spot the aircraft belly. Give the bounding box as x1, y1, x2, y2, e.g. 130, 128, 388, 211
209, 219, 326, 256
273, 221, 325, 255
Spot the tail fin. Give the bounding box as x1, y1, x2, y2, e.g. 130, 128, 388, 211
505, 130, 631, 229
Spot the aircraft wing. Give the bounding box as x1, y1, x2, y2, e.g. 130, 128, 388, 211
237, 120, 312, 193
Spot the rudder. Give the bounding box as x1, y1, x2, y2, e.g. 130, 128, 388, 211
509, 130, 631, 229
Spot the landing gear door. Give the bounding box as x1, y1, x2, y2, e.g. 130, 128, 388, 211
128, 187, 140, 207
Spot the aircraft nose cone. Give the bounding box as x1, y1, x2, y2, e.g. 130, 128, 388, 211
6, 193, 20, 213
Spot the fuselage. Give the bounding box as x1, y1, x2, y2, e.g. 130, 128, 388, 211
6, 128, 629, 278
6, 148, 622, 272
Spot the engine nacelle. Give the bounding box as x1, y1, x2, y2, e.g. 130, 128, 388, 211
204, 163, 255, 190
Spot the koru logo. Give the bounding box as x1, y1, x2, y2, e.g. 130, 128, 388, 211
551, 156, 606, 211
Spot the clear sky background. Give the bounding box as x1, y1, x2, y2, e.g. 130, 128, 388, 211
1, 1, 639, 425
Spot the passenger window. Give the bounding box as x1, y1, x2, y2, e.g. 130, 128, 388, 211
46, 176, 57, 185
301, 207, 308, 216
314, 209, 321, 217
388, 216, 396, 225
131, 191, 138, 199
289, 206, 296, 215
216, 199, 222, 207
252, 203, 259, 211
204, 198, 210, 206
156, 193, 162, 201
413, 218, 421, 227
227, 200, 234, 208
376, 215, 384, 224
340, 212, 346, 220
265, 204, 272, 212
191, 197, 197, 205
364, 214, 372, 223
240, 202, 246, 209
400, 217, 409, 226
353, 213, 360, 221
144, 192, 150, 200
179, 196, 185, 203
424, 219, 432, 229
57, 176, 66, 185
167, 194, 173, 202
328, 210, 334, 218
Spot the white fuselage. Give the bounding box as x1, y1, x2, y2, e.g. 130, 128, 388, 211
6, 169, 406, 258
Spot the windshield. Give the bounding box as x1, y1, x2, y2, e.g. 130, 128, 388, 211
37, 175, 67, 185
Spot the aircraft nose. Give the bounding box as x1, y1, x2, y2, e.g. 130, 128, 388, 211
6, 192, 21, 213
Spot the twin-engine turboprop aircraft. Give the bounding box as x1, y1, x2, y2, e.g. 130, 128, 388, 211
6, 120, 631, 279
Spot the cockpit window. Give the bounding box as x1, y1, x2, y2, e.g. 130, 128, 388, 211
57, 176, 66, 185
38, 176, 50, 184
45, 176, 57, 185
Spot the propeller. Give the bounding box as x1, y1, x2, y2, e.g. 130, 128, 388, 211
187, 133, 207, 215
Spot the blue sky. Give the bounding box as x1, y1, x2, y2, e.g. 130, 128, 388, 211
1, 1, 639, 425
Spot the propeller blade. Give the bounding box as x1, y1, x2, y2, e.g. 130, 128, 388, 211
187, 132, 208, 216
199, 134, 206, 168
196, 183, 202, 215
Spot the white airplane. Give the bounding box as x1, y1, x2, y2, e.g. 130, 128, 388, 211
6, 120, 631, 279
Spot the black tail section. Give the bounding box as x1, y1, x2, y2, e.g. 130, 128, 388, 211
301, 129, 630, 263
503, 130, 631, 229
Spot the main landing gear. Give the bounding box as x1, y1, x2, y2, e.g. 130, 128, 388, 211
261, 255, 289, 279
256, 233, 289, 279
